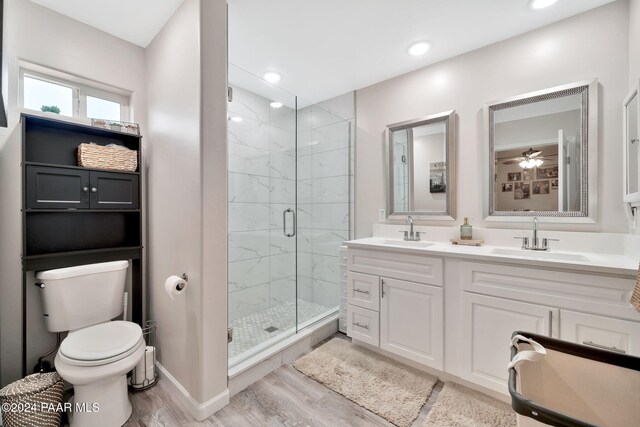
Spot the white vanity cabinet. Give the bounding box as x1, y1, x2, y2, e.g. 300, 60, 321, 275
560, 310, 640, 356
462, 293, 558, 393
345, 244, 639, 397
346, 249, 445, 370
380, 277, 443, 369
459, 260, 639, 394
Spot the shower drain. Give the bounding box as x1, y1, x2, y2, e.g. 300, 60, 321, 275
264, 326, 279, 333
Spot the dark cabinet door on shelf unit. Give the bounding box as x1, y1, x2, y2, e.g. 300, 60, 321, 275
26, 165, 90, 209
26, 166, 139, 211
90, 171, 139, 210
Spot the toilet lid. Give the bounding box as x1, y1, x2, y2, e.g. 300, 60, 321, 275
60, 321, 143, 362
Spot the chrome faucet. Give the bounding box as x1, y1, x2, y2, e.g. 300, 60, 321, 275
401, 215, 421, 241
514, 216, 558, 251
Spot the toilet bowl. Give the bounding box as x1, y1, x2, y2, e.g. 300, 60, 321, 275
54, 321, 144, 427
36, 261, 144, 427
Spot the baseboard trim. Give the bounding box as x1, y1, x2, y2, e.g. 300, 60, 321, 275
156, 362, 230, 421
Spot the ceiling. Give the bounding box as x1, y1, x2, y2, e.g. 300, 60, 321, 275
228, 0, 616, 104
29, 0, 185, 47
31, 0, 617, 104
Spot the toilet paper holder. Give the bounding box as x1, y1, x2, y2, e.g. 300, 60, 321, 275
178, 273, 188, 290
130, 320, 158, 392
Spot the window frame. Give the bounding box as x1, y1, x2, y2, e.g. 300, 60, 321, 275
19, 67, 131, 122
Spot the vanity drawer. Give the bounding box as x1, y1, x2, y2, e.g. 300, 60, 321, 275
347, 304, 379, 346
460, 261, 637, 320
348, 248, 443, 286
348, 272, 380, 311
560, 310, 640, 357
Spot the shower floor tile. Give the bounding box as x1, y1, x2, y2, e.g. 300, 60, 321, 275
228, 299, 334, 361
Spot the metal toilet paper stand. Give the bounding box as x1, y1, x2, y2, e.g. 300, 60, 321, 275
130, 320, 158, 392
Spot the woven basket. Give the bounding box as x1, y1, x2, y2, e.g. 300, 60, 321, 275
0, 373, 64, 427
77, 143, 138, 172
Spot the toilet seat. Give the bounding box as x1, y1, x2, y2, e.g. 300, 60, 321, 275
59, 321, 143, 367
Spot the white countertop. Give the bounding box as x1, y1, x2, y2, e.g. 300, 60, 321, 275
345, 237, 639, 277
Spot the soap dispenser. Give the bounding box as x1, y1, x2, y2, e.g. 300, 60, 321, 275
460, 217, 472, 240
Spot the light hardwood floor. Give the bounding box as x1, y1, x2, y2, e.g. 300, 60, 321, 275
125, 334, 444, 427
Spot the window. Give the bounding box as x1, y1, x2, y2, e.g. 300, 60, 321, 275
86, 96, 121, 121
20, 67, 130, 122
23, 75, 74, 117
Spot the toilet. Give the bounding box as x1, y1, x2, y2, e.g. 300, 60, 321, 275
36, 261, 145, 427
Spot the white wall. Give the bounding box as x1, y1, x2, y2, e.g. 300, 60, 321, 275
146, 0, 229, 409
0, 0, 146, 387
413, 133, 446, 211
355, 1, 630, 237
631, 0, 640, 84
199, 0, 229, 404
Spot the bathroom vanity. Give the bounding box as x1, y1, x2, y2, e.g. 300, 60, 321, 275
344, 238, 639, 395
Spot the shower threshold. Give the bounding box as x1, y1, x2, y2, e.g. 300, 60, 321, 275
228, 302, 338, 375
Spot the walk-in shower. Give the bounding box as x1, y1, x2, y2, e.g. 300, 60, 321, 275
227, 65, 353, 368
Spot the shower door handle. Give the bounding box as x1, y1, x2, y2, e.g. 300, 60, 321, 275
283, 208, 296, 237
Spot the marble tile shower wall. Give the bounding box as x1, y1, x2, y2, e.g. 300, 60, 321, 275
297, 92, 354, 310
227, 87, 354, 322
228, 86, 297, 321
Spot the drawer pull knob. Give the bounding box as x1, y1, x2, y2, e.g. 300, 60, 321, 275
91, 187, 98, 193
353, 288, 370, 295
354, 322, 369, 330
582, 341, 626, 354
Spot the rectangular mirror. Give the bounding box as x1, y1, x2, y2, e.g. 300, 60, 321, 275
623, 81, 640, 204
386, 110, 456, 221
485, 80, 597, 222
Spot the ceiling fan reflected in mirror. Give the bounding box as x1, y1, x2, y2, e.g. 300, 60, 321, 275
500, 147, 550, 169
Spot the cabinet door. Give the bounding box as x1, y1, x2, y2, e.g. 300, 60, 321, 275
561, 310, 640, 357
26, 165, 90, 209
462, 292, 558, 394
380, 277, 443, 370
90, 171, 139, 209
347, 272, 380, 311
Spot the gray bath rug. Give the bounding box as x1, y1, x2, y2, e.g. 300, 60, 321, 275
293, 338, 438, 427
423, 382, 517, 427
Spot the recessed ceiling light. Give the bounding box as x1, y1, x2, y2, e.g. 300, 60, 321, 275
407, 41, 430, 56
230, 116, 243, 122
262, 71, 282, 83
530, 0, 558, 10
270, 101, 283, 108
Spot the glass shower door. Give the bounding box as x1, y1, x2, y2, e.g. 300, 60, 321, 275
227, 65, 298, 367
296, 103, 351, 329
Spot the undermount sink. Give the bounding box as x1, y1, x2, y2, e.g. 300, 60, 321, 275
491, 248, 589, 262
379, 240, 434, 248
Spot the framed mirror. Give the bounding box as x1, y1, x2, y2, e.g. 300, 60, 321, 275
484, 80, 598, 222
623, 81, 640, 204
386, 110, 456, 221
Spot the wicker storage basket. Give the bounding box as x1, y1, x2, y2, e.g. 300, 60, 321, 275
77, 143, 138, 172
0, 373, 64, 427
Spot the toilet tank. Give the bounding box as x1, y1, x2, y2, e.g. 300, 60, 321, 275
36, 261, 129, 332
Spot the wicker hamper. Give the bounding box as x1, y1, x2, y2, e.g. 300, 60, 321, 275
77, 143, 138, 172
0, 373, 64, 427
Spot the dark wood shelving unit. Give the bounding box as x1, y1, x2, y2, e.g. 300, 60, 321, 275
24, 161, 141, 176
20, 113, 143, 375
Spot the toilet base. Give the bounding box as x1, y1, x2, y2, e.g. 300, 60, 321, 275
69, 374, 132, 427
